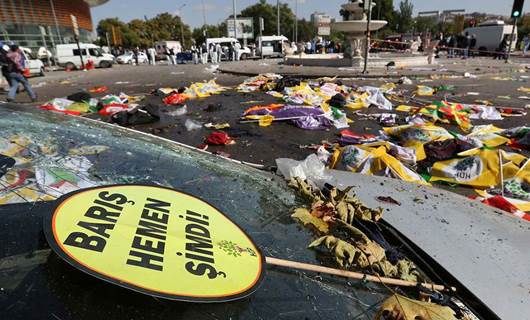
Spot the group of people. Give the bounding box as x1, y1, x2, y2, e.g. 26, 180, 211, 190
304, 39, 342, 54
121, 41, 242, 66
444, 32, 477, 59
0, 41, 37, 103
190, 41, 241, 65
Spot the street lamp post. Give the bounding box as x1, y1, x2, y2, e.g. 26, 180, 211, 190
49, 0, 63, 44
362, 0, 373, 74
506, 17, 518, 63
294, 0, 298, 43
277, 0, 280, 36
233, 0, 238, 40
177, 4, 186, 49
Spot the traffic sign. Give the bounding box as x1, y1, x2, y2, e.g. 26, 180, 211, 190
70, 14, 79, 37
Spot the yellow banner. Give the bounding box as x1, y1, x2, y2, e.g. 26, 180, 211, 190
44, 185, 263, 302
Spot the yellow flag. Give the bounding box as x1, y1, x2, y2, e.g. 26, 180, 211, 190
258, 115, 275, 127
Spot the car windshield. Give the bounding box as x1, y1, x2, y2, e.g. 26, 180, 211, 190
0, 106, 391, 319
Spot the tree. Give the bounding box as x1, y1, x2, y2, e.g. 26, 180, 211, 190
414, 16, 438, 34
395, 0, 414, 33
239, 0, 296, 40
192, 24, 225, 45
296, 19, 317, 42
95, 13, 193, 49
96, 18, 131, 47
147, 13, 192, 48
372, 0, 394, 24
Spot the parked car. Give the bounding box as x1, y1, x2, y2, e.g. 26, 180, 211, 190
116, 52, 149, 64
0, 104, 521, 320
20, 47, 45, 76
56, 43, 114, 70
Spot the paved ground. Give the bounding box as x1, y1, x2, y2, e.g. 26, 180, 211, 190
218, 56, 530, 78
2, 58, 529, 171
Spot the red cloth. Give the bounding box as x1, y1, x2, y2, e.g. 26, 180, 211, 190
98, 103, 130, 116
163, 92, 188, 105
89, 85, 108, 93
481, 195, 530, 221
205, 132, 233, 145
39, 104, 81, 116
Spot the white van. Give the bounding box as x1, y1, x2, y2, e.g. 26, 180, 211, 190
56, 43, 114, 70
205, 37, 251, 60
20, 47, 45, 76
256, 36, 289, 58
464, 20, 518, 53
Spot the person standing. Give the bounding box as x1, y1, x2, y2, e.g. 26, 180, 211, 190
132, 47, 139, 65
447, 35, 456, 58
191, 43, 199, 64
496, 37, 509, 60
228, 42, 235, 61
209, 44, 216, 64
6, 44, 36, 102
469, 34, 477, 58
168, 48, 176, 65
523, 35, 530, 56
201, 42, 208, 64
165, 47, 172, 65
148, 47, 156, 65
215, 43, 222, 63
234, 41, 241, 61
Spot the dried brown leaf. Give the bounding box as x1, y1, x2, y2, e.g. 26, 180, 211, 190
375, 294, 457, 320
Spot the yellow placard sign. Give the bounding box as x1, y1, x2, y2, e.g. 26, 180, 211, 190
44, 185, 264, 302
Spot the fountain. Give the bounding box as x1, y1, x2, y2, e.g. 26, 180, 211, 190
332, 0, 386, 64
284, 0, 430, 69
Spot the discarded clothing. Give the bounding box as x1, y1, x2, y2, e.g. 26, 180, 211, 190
67, 91, 91, 102
205, 131, 234, 145
111, 104, 160, 126
163, 92, 188, 105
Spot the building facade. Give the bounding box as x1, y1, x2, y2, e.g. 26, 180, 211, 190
0, 0, 107, 50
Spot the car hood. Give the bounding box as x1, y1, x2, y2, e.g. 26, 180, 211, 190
0, 105, 391, 319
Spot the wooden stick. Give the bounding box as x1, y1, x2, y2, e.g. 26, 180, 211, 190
265, 256, 454, 292
239, 114, 325, 124
499, 150, 505, 197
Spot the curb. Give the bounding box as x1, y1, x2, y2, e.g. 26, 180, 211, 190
217, 66, 456, 79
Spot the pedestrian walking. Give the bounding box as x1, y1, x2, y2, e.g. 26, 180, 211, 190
0, 42, 12, 88
6, 44, 37, 102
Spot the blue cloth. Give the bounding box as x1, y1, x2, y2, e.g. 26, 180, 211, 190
8, 72, 36, 101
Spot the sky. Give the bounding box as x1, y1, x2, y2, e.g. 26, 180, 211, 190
91, 0, 530, 29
